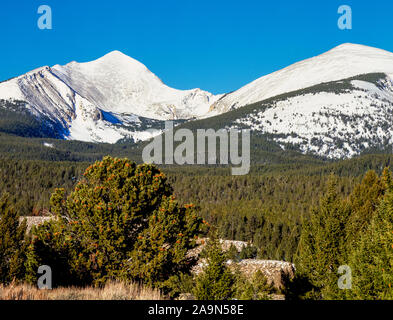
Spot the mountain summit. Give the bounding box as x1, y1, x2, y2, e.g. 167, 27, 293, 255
52, 50, 220, 119
210, 43, 393, 114
0, 51, 220, 142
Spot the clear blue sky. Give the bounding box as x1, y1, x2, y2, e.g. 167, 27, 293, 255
1, 0, 392, 94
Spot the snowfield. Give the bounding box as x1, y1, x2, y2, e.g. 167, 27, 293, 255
232, 75, 393, 158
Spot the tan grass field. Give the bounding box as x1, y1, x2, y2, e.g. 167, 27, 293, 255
0, 281, 165, 300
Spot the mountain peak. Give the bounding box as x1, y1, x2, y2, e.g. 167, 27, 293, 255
327, 43, 393, 56
101, 50, 130, 60
97, 50, 142, 64
106, 49, 125, 56
331, 43, 368, 50
209, 43, 393, 114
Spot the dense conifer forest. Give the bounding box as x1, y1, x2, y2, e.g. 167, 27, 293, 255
2, 143, 393, 262
3, 128, 393, 298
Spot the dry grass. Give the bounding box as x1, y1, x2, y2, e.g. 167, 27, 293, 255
0, 281, 166, 300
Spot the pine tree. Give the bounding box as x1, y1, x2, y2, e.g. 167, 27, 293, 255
349, 183, 393, 299
296, 175, 349, 299
226, 244, 240, 262
234, 270, 274, 300
0, 194, 27, 284
26, 157, 203, 287
345, 170, 385, 251
194, 232, 235, 300
239, 243, 258, 259
382, 167, 393, 191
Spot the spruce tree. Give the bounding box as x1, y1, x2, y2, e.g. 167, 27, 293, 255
296, 175, 349, 299
226, 244, 240, 262
345, 170, 385, 251
194, 232, 235, 300
0, 194, 27, 284
234, 270, 274, 300
239, 243, 258, 259
349, 183, 393, 299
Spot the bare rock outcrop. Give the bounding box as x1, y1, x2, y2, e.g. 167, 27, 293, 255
19, 216, 54, 233
190, 238, 295, 290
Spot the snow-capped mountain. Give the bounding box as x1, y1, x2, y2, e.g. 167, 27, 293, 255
2, 43, 393, 160
0, 51, 220, 143
188, 43, 393, 159
227, 73, 393, 159
210, 43, 393, 114
51, 51, 221, 120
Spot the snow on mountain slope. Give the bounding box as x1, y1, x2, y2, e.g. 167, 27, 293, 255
0, 51, 220, 143
51, 51, 220, 120
0, 66, 85, 127
0, 65, 135, 142
229, 73, 393, 159
210, 43, 393, 114
2, 43, 393, 155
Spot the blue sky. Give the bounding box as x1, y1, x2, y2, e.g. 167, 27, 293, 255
1, 0, 392, 94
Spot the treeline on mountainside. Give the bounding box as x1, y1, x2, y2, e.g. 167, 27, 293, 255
2, 125, 393, 168
0, 130, 319, 165
0, 132, 141, 162
0, 100, 63, 139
